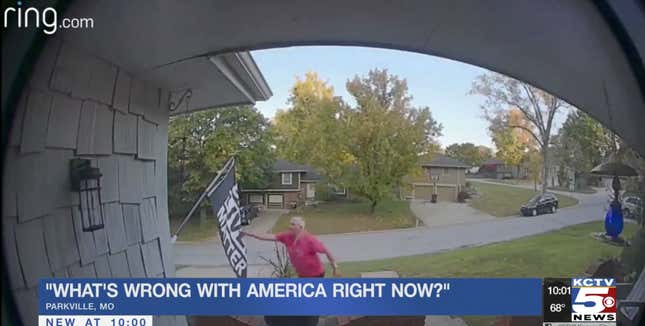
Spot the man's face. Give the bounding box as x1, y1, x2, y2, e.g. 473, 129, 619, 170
288, 221, 300, 233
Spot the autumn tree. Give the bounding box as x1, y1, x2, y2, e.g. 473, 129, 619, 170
273, 72, 351, 184
168, 106, 275, 217
345, 69, 442, 212
471, 73, 566, 192
487, 109, 536, 167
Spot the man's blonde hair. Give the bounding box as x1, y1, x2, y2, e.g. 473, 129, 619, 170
290, 216, 306, 228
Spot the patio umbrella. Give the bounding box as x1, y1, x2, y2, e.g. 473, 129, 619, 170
590, 161, 638, 177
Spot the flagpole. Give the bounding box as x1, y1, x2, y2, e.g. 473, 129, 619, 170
170, 157, 235, 243
207, 157, 235, 197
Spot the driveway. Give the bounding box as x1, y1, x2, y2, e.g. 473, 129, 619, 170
243, 208, 286, 234
410, 200, 497, 228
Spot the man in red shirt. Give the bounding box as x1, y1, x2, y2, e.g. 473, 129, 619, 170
241, 216, 339, 277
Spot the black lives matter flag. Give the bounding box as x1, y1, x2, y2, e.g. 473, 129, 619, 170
207, 159, 247, 278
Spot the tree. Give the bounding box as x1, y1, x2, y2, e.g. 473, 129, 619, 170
477, 145, 494, 162
168, 106, 275, 217
345, 69, 442, 212
487, 109, 535, 167
525, 149, 543, 191
553, 110, 614, 176
471, 73, 566, 192
273, 72, 351, 184
445, 142, 493, 167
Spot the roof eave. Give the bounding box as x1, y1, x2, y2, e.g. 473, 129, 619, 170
209, 52, 272, 102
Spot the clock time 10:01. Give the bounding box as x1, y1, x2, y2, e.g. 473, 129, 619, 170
547, 285, 570, 296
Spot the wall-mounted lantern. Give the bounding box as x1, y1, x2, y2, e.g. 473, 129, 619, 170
70, 158, 105, 232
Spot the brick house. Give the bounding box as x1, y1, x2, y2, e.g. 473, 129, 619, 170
240, 160, 321, 208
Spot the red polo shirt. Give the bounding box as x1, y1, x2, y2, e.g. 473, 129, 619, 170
275, 231, 326, 277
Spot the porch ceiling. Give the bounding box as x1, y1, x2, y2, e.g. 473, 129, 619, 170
58, 0, 644, 154
140, 52, 272, 115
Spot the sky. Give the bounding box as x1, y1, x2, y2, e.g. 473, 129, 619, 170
251, 46, 565, 149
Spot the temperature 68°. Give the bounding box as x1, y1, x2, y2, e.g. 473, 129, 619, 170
550, 303, 566, 312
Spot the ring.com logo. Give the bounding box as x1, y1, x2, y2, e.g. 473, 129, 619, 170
3, 1, 94, 35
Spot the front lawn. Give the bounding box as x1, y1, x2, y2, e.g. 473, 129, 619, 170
169, 216, 218, 242
486, 178, 534, 186
271, 199, 418, 234
549, 186, 598, 194
469, 181, 578, 217
330, 221, 638, 326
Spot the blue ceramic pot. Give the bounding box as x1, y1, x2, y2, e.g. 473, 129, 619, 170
605, 201, 624, 239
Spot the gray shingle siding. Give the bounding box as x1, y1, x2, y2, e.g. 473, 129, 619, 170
2, 39, 174, 323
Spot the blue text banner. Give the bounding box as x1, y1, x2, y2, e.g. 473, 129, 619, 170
39, 278, 542, 316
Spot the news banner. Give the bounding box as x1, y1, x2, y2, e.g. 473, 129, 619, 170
38, 277, 618, 326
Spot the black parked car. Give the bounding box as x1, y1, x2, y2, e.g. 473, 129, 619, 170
520, 193, 558, 216
240, 204, 259, 226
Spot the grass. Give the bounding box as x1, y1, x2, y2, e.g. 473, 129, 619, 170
327, 221, 638, 326
549, 186, 598, 194
169, 216, 219, 242
469, 181, 578, 217
488, 178, 534, 186
489, 179, 598, 194
271, 199, 418, 234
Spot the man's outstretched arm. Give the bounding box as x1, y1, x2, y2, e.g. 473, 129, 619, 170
241, 231, 277, 241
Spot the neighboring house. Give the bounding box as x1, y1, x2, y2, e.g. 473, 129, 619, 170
409, 155, 470, 202
479, 158, 529, 179
240, 160, 321, 208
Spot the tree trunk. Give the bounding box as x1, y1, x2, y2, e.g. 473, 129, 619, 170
370, 200, 377, 214
541, 146, 548, 193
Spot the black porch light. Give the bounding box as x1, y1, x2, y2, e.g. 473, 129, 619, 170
70, 158, 105, 232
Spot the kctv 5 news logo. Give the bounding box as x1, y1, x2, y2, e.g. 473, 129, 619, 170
571, 278, 616, 323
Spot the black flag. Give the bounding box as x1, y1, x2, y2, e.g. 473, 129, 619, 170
207, 159, 247, 278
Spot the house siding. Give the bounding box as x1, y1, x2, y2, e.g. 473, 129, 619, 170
267, 171, 301, 190
3, 38, 184, 326
425, 167, 465, 187
410, 166, 466, 202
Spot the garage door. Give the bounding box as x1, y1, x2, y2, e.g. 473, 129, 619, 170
436, 186, 456, 202
267, 194, 283, 208
413, 185, 433, 200
248, 194, 264, 205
